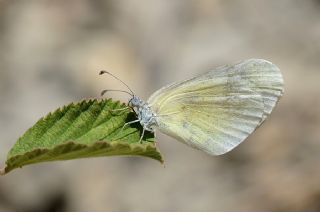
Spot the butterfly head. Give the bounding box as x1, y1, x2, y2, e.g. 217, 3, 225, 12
128, 95, 144, 108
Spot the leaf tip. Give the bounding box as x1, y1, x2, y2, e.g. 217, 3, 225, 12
0, 167, 6, 176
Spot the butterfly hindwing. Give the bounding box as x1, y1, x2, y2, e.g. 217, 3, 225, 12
147, 59, 284, 155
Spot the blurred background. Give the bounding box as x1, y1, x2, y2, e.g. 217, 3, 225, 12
0, 0, 320, 211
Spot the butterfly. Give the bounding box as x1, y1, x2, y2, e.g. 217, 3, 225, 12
100, 59, 284, 155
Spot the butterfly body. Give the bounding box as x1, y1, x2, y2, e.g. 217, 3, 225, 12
129, 95, 158, 132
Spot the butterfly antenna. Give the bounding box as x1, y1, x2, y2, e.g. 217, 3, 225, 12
100, 89, 133, 96
99, 70, 134, 95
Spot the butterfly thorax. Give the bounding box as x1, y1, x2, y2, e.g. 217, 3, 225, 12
129, 95, 158, 132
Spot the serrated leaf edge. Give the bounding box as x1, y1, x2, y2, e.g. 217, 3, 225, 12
1, 140, 163, 175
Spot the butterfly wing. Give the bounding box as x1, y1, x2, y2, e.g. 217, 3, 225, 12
148, 59, 284, 155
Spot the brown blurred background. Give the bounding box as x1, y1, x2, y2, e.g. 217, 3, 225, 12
0, 0, 320, 212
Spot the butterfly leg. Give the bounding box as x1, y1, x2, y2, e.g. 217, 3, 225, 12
110, 107, 130, 111
139, 128, 146, 143
120, 119, 140, 132
111, 119, 140, 141
107, 107, 131, 114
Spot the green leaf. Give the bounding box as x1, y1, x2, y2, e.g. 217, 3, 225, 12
0, 99, 163, 175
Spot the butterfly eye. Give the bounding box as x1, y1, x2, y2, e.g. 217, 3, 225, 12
129, 96, 141, 107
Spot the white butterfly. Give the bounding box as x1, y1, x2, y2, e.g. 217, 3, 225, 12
100, 59, 284, 155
